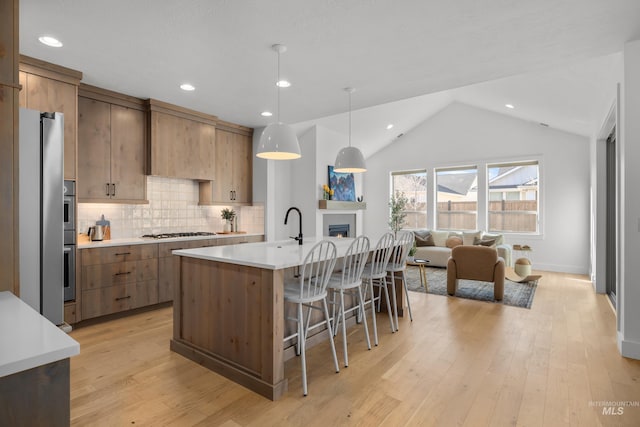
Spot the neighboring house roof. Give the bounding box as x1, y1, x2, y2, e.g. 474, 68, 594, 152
489, 165, 538, 189
437, 172, 477, 196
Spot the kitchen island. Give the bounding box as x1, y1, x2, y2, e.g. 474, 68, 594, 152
171, 237, 374, 400
0, 292, 80, 425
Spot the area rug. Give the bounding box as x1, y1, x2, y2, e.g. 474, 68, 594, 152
404, 266, 538, 309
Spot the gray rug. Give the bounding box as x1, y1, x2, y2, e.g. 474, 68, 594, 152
404, 266, 537, 309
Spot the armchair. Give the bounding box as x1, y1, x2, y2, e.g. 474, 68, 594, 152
447, 245, 505, 301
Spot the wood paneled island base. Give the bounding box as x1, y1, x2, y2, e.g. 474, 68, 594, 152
170, 237, 407, 400
171, 256, 288, 400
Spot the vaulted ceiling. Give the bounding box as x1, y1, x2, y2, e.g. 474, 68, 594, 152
20, 0, 640, 155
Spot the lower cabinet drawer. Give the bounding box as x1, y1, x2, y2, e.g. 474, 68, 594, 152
81, 280, 159, 319
82, 259, 158, 290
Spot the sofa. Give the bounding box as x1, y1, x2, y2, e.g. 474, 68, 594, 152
447, 245, 505, 300
411, 229, 512, 267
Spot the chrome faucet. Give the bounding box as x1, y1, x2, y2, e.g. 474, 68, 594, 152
284, 207, 303, 245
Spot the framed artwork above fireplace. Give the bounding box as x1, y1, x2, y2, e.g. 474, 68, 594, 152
328, 166, 356, 201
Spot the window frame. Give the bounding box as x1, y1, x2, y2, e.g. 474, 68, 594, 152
390, 169, 428, 230
434, 165, 478, 231
486, 160, 540, 235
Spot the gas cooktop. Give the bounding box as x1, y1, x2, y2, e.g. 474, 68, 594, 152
141, 232, 216, 239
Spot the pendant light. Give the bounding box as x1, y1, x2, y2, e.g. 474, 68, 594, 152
256, 44, 301, 160
334, 87, 366, 173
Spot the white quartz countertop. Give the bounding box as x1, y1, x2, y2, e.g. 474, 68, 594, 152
173, 237, 357, 270
0, 292, 80, 378
78, 233, 264, 249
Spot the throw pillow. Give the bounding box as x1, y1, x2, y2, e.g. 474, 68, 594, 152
446, 236, 463, 248
431, 230, 449, 247
414, 232, 434, 247
482, 232, 504, 246
462, 231, 482, 246
474, 237, 496, 247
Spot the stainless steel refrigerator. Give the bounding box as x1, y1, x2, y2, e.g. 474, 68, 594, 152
19, 108, 64, 325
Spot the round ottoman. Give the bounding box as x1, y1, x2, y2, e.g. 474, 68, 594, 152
514, 257, 532, 277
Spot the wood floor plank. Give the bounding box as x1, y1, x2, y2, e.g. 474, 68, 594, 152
67, 270, 640, 426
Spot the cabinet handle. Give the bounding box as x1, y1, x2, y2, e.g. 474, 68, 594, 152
115, 252, 131, 256
115, 295, 131, 301
229, 190, 233, 200
115, 271, 131, 276
233, 190, 237, 200
111, 183, 116, 197
106, 183, 110, 196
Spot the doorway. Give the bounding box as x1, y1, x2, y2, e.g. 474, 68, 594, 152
605, 128, 617, 308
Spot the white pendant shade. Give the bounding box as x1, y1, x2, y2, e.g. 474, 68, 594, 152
256, 44, 302, 161
257, 122, 301, 160
334, 87, 366, 173
334, 146, 366, 173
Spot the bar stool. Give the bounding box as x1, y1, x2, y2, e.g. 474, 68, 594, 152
386, 230, 415, 331
361, 232, 395, 346
327, 235, 371, 367
283, 239, 339, 396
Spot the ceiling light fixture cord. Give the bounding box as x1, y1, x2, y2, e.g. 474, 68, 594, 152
349, 89, 352, 147
277, 47, 281, 122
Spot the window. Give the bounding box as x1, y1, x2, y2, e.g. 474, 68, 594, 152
391, 170, 427, 228
436, 166, 477, 230
487, 161, 539, 233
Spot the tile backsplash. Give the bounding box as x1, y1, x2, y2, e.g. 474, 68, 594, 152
78, 176, 264, 239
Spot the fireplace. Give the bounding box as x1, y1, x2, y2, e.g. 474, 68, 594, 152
328, 224, 350, 238
323, 213, 356, 237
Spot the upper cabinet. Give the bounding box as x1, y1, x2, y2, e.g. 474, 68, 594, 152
199, 121, 253, 205
77, 85, 147, 203
19, 55, 82, 180
147, 99, 216, 181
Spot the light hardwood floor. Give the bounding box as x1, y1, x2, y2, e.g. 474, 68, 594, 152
69, 270, 640, 426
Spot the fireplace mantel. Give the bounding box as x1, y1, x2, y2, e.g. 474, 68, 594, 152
318, 200, 367, 210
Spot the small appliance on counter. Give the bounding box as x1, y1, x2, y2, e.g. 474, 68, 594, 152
88, 225, 106, 241
87, 214, 111, 242
96, 214, 111, 240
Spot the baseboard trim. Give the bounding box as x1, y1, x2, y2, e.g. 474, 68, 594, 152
533, 262, 588, 275
618, 332, 640, 360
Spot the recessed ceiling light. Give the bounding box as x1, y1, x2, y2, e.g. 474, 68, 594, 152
38, 36, 63, 47
505, 104, 515, 109
180, 83, 195, 91
276, 80, 291, 88
261, 111, 273, 117
386, 124, 394, 130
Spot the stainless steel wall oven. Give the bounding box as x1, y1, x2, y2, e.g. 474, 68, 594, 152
63, 180, 76, 302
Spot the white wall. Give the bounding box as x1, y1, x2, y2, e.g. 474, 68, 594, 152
363, 102, 591, 274
618, 39, 640, 359
253, 125, 297, 242
281, 127, 317, 241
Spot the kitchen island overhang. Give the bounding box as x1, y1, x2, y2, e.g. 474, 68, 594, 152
170, 237, 361, 400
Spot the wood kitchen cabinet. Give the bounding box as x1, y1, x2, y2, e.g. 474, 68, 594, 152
199, 121, 253, 205
80, 244, 158, 319
77, 236, 264, 320
158, 235, 263, 302
148, 99, 216, 181
19, 55, 82, 180
157, 239, 217, 303
78, 85, 147, 203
